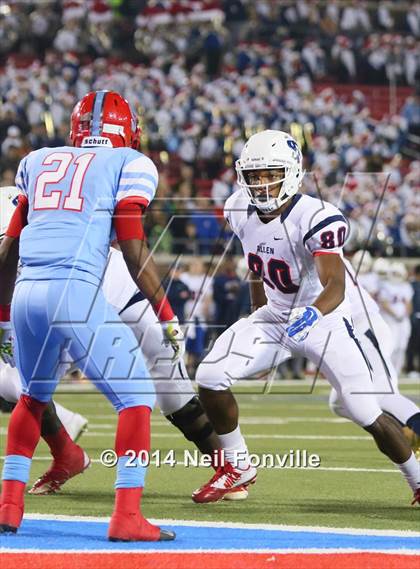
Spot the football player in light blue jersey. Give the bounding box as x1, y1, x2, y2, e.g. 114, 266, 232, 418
0, 90, 183, 541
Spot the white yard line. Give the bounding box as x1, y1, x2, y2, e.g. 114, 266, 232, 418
53, 432, 373, 441
91, 415, 351, 429
53, 377, 420, 391
0, 429, 373, 440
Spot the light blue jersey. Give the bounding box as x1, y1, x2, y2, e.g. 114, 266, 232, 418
15, 145, 158, 285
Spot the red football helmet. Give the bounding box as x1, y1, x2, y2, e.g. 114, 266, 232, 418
70, 90, 141, 150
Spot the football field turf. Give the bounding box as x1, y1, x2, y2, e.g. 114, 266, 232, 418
2, 380, 418, 532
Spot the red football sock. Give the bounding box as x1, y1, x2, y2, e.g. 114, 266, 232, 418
1, 396, 46, 514
113, 406, 151, 515
0, 480, 26, 508
114, 487, 143, 515
43, 426, 77, 461
6, 395, 47, 457
115, 406, 151, 457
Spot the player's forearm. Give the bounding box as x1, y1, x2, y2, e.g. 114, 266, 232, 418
119, 239, 166, 306
136, 254, 167, 307
313, 254, 345, 316
249, 277, 267, 312
0, 237, 19, 305
313, 277, 345, 315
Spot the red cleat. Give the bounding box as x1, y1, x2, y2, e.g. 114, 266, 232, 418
0, 503, 23, 533
108, 512, 175, 542
192, 462, 257, 503
28, 445, 90, 495
0, 480, 25, 533
412, 489, 420, 506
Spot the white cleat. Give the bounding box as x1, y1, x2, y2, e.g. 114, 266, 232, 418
223, 485, 249, 501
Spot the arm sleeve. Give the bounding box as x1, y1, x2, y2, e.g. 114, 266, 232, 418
116, 153, 158, 206
302, 206, 348, 256
113, 197, 146, 241
5, 195, 29, 238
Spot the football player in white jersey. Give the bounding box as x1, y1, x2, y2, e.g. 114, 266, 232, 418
329, 257, 420, 455
192, 130, 420, 505
376, 262, 413, 375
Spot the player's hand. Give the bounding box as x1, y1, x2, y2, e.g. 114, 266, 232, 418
0, 321, 15, 367
161, 317, 185, 363
286, 306, 322, 343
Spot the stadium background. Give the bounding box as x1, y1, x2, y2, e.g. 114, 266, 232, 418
1, 0, 418, 375
0, 0, 420, 556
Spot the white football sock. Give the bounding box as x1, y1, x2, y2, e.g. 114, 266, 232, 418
219, 426, 251, 470
395, 453, 420, 492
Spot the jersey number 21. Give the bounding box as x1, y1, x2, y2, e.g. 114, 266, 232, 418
34, 152, 95, 212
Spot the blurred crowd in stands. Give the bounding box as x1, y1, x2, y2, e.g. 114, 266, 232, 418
0, 0, 419, 258
1, 1, 419, 85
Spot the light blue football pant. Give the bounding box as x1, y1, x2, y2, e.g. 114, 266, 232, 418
11, 279, 155, 412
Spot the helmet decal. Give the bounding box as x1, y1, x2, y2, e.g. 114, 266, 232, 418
286, 139, 301, 162
91, 90, 107, 136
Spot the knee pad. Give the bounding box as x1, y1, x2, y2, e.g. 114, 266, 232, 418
166, 396, 214, 443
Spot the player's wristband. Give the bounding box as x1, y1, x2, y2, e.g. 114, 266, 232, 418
0, 305, 11, 321
153, 297, 175, 322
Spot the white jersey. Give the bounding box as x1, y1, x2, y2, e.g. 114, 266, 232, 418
377, 281, 413, 321
102, 247, 138, 312
224, 191, 350, 317
343, 259, 379, 329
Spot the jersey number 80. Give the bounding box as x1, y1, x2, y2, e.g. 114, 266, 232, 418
248, 253, 299, 294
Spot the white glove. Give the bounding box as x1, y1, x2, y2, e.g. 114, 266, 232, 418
286, 306, 322, 343
161, 317, 185, 363
0, 321, 15, 367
